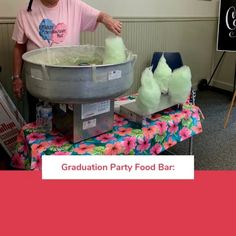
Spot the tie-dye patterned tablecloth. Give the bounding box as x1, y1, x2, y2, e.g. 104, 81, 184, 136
12, 96, 204, 170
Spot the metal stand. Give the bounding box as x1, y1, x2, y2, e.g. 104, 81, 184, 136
188, 89, 196, 155
163, 90, 196, 156
163, 137, 193, 155
224, 61, 236, 128
207, 52, 226, 86
189, 137, 193, 155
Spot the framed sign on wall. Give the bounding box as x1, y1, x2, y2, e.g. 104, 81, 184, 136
217, 0, 236, 51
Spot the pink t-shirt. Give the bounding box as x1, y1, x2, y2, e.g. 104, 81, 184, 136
12, 0, 100, 51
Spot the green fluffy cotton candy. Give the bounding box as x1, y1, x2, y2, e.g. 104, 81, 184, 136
103, 37, 126, 64
153, 54, 172, 94
168, 66, 192, 104
136, 67, 161, 113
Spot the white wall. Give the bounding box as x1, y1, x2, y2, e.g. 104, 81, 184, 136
0, 0, 219, 18
85, 0, 219, 18
0, 0, 28, 17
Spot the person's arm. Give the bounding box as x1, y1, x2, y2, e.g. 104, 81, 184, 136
12, 42, 26, 99
97, 12, 122, 36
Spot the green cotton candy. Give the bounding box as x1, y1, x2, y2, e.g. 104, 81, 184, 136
168, 66, 192, 104
52, 55, 102, 66
153, 54, 172, 94
136, 68, 161, 113
103, 37, 126, 64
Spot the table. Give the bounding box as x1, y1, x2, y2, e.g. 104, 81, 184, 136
12, 95, 204, 170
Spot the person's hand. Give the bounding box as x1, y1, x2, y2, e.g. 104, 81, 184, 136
98, 13, 122, 35
104, 17, 122, 36
12, 77, 24, 99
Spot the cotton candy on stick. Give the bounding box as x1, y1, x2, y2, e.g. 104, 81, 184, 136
136, 68, 161, 114
168, 66, 192, 104
153, 54, 172, 94
103, 37, 126, 64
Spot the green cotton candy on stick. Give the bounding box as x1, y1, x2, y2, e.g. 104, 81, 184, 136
153, 54, 172, 94
103, 37, 126, 64
136, 67, 161, 113
168, 66, 192, 104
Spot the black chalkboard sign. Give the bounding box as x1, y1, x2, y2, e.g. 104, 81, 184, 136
217, 0, 236, 51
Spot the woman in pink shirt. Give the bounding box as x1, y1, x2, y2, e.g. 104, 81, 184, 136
12, 0, 122, 121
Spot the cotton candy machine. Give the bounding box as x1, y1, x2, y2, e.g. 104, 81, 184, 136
22, 45, 137, 143
23, 45, 136, 103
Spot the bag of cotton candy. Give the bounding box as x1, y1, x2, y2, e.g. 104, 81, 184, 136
103, 36, 126, 64
153, 54, 172, 94
168, 66, 192, 104
136, 67, 161, 114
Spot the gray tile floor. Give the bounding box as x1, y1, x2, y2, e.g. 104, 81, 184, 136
170, 89, 236, 170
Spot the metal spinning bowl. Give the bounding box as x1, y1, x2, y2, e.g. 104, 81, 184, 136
22, 45, 137, 104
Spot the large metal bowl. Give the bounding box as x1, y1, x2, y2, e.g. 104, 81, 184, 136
22, 45, 137, 104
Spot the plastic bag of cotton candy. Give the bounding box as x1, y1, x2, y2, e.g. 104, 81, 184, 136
103, 36, 127, 64
136, 67, 161, 114
168, 66, 192, 104
136, 54, 192, 114
153, 54, 192, 104
153, 54, 172, 94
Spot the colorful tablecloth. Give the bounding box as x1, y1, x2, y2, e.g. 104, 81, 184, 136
12, 96, 204, 170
